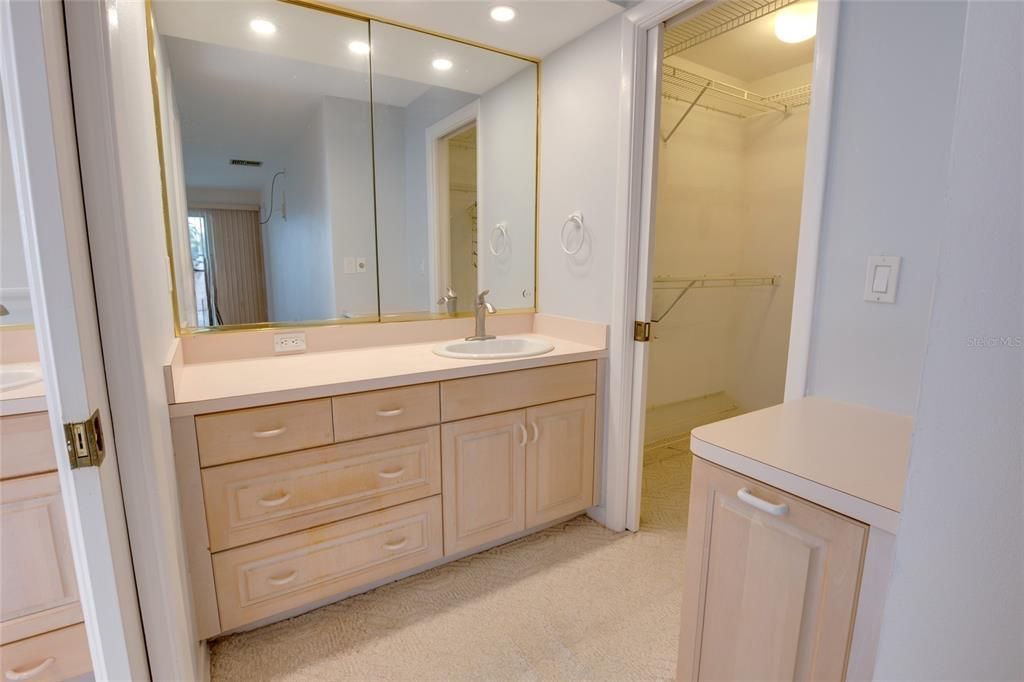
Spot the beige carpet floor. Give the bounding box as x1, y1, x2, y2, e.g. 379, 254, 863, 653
210, 446, 693, 681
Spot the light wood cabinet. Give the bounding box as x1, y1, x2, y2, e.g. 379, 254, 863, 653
677, 458, 867, 681
441, 411, 527, 555
0, 474, 81, 646
195, 398, 334, 467
0, 623, 91, 682
0, 412, 56, 480
525, 396, 596, 527
331, 383, 439, 442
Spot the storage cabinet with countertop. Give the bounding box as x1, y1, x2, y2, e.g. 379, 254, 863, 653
171, 357, 602, 637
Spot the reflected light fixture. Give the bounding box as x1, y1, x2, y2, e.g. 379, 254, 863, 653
348, 40, 370, 55
432, 57, 454, 71
249, 18, 277, 35
490, 6, 516, 22
774, 3, 816, 43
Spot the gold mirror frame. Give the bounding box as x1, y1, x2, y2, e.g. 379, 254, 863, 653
145, 0, 540, 336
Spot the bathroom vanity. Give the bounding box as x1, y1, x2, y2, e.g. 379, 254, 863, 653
675, 397, 913, 681
166, 316, 606, 637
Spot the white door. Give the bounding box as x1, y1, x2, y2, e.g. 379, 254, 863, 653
0, 1, 150, 679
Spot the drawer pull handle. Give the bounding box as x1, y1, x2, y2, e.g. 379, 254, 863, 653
267, 570, 298, 586
257, 491, 292, 507
252, 426, 287, 439
5, 657, 56, 680
529, 422, 540, 443
737, 488, 789, 516
515, 423, 528, 447
377, 467, 406, 479
375, 407, 405, 418
382, 537, 409, 551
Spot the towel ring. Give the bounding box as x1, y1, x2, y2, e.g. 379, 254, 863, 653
560, 212, 585, 255
489, 223, 509, 256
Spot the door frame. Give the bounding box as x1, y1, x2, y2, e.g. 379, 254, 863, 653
609, 0, 842, 530
425, 100, 480, 312
0, 1, 149, 678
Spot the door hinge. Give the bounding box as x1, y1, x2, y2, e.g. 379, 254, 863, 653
64, 410, 106, 469
634, 320, 652, 342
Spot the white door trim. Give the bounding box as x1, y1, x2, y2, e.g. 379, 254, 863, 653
425, 100, 480, 312
608, 0, 841, 531
0, 1, 149, 678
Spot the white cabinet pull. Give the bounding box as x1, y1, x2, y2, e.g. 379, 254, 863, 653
529, 422, 540, 443
515, 423, 528, 447
257, 491, 292, 507
377, 467, 406, 479
252, 426, 287, 439
382, 537, 409, 551
267, 570, 298, 586
737, 488, 789, 516
5, 657, 56, 680
375, 407, 404, 418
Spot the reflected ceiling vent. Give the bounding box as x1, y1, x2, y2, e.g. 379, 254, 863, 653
229, 159, 263, 167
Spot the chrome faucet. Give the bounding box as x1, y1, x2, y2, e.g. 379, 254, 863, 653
466, 290, 496, 341
437, 287, 458, 315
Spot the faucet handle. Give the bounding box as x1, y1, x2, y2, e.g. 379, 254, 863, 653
476, 290, 490, 303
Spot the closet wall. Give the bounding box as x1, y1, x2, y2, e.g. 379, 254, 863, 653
649, 57, 810, 416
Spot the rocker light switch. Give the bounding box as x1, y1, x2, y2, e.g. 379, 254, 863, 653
864, 256, 901, 303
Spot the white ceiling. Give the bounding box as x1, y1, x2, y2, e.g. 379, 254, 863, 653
674, 5, 816, 83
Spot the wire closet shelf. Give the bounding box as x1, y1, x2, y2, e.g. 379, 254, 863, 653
651, 274, 780, 323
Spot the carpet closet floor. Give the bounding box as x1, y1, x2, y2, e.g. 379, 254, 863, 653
210, 446, 693, 681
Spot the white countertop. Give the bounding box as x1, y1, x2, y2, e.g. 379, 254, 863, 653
690, 396, 913, 532
167, 334, 606, 417
0, 362, 48, 416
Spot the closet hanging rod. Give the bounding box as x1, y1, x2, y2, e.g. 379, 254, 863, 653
651, 274, 779, 323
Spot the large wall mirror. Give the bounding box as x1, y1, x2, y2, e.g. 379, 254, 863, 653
149, 1, 538, 332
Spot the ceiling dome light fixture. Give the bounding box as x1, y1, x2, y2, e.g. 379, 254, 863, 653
774, 3, 817, 43
249, 18, 277, 35
432, 57, 454, 71
490, 6, 516, 22
348, 40, 370, 55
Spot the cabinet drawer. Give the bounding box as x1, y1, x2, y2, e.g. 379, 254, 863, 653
331, 384, 439, 442
0, 412, 56, 479
213, 495, 443, 631
440, 361, 597, 422
203, 426, 441, 551
196, 399, 334, 467
0, 623, 91, 682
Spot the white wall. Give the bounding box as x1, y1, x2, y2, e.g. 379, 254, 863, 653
186, 186, 260, 208
873, 3, 1023, 678
478, 66, 537, 310
805, 0, 967, 415
371, 103, 412, 313
537, 15, 622, 323
0, 92, 32, 325
261, 104, 335, 322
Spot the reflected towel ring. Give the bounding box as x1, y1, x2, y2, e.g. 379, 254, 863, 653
489, 223, 509, 256
560, 212, 585, 255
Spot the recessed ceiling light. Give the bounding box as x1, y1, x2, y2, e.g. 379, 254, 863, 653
774, 3, 816, 43
432, 57, 454, 71
348, 40, 370, 55
249, 18, 277, 36
490, 6, 516, 22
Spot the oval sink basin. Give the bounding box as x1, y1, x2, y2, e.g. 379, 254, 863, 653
433, 337, 555, 360
0, 365, 42, 392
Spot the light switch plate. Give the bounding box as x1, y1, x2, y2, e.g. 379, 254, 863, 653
864, 256, 901, 303
273, 332, 307, 354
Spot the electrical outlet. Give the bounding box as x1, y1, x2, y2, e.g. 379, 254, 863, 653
273, 332, 306, 354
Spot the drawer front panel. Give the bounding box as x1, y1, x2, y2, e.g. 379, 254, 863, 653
441, 361, 597, 422
213, 496, 443, 630
0, 623, 91, 682
203, 427, 442, 551
331, 384, 440, 443
0, 412, 56, 479
196, 399, 334, 467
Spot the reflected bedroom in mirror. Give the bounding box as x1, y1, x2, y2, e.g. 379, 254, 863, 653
150, 0, 538, 332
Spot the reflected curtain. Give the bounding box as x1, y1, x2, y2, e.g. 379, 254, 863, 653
192, 207, 268, 325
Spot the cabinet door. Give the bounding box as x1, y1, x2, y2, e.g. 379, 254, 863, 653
0, 474, 80, 643
678, 458, 867, 682
525, 396, 595, 527
441, 411, 526, 555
